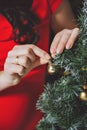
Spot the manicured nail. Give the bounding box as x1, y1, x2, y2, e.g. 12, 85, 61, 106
50, 48, 56, 54
51, 53, 56, 58
50, 48, 53, 53
66, 44, 71, 49
75, 28, 79, 31
57, 49, 61, 54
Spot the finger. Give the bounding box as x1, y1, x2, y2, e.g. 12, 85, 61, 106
17, 56, 32, 68
66, 28, 79, 49
6, 56, 32, 68
29, 57, 49, 69
50, 34, 61, 54
56, 31, 71, 54
4, 62, 26, 76
8, 44, 51, 60
8, 46, 36, 62
51, 53, 57, 58
30, 45, 51, 60
22, 48, 36, 62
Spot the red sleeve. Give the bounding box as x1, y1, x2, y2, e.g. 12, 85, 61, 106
0, 14, 13, 41
0, 14, 16, 70
48, 0, 62, 14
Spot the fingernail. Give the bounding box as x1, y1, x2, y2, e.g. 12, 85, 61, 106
50, 48, 55, 54
50, 48, 53, 53
51, 53, 56, 58
57, 49, 61, 54
75, 28, 79, 31
66, 44, 71, 49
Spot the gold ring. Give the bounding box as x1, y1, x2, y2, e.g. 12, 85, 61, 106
15, 56, 19, 64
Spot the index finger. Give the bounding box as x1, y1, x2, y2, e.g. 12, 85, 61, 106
8, 44, 51, 60
30, 45, 51, 60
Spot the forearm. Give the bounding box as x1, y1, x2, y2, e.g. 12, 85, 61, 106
0, 71, 12, 91
51, 0, 78, 33
0, 71, 8, 91
50, 0, 79, 56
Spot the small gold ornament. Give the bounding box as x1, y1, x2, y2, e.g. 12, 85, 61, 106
80, 84, 87, 101
81, 67, 87, 71
80, 91, 87, 101
63, 71, 71, 76
47, 60, 57, 75
83, 84, 87, 90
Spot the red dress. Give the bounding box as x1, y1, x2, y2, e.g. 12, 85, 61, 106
0, 0, 61, 130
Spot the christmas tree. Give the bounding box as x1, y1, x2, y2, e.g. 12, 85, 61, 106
36, 0, 87, 130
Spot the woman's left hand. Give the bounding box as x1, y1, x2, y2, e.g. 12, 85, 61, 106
50, 28, 79, 57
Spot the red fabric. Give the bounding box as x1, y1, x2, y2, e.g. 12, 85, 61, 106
0, 0, 62, 130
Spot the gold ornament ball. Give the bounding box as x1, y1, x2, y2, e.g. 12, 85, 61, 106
63, 71, 71, 76
83, 84, 87, 90
48, 63, 57, 75
80, 91, 87, 101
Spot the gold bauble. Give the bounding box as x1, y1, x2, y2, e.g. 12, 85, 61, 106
83, 84, 87, 90
48, 61, 57, 75
80, 91, 87, 101
63, 71, 71, 76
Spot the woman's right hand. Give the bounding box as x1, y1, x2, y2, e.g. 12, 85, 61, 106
0, 44, 50, 90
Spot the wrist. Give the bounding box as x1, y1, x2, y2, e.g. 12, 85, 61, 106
0, 71, 20, 91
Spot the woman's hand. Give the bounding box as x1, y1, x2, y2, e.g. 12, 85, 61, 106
50, 28, 79, 57
1, 44, 50, 88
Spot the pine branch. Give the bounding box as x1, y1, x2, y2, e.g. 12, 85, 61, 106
37, 1, 87, 130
